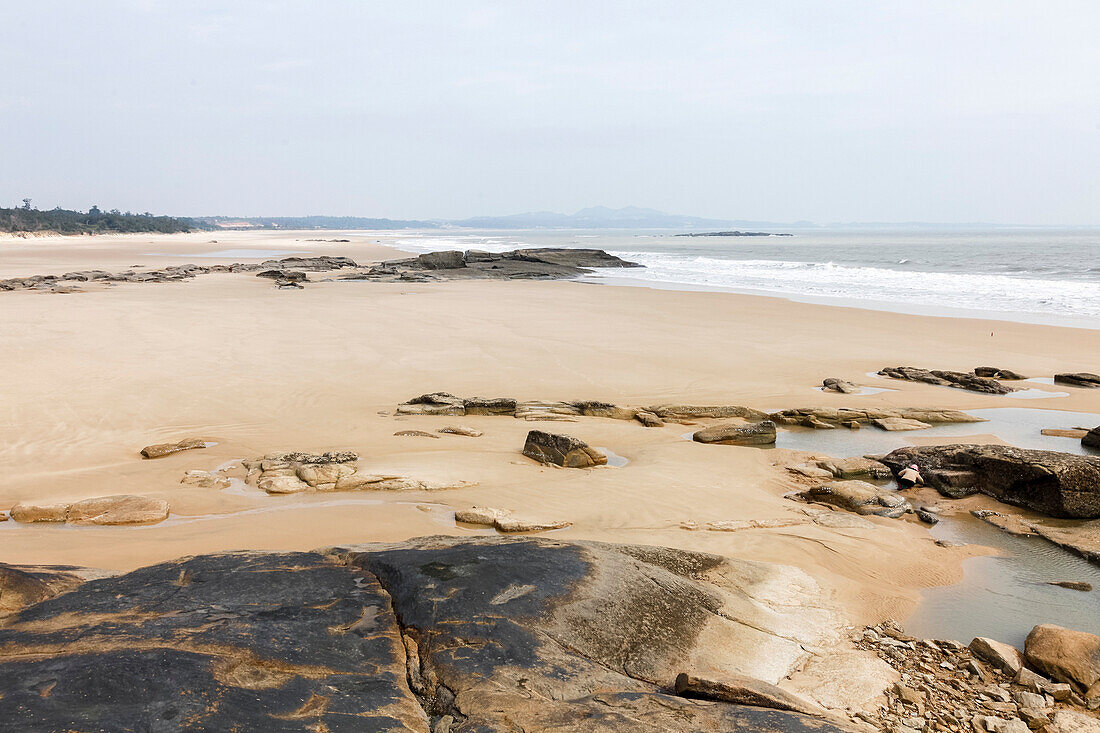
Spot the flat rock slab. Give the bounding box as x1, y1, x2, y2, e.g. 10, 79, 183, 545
140, 438, 210, 459
10, 495, 170, 525
0, 537, 860, 732
693, 420, 777, 445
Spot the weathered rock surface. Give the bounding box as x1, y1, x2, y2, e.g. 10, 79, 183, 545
243, 452, 469, 494
0, 537, 864, 732
1045, 428, 1091, 439
361, 248, 641, 282
873, 417, 932, 431
799, 481, 912, 518
1024, 624, 1100, 694
522, 430, 607, 467
814, 457, 892, 480
651, 404, 769, 420
970, 637, 1026, 675
397, 393, 466, 416
0, 564, 106, 616
140, 437, 210, 459
462, 397, 516, 415
881, 445, 1100, 518
822, 378, 860, 394
975, 367, 1029, 380
1056, 373, 1100, 389
180, 469, 231, 488
769, 407, 983, 429
10, 495, 170, 525
878, 366, 1018, 394
437, 426, 483, 437
693, 420, 777, 445
453, 506, 571, 533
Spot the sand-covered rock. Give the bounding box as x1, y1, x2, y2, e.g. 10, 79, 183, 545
523, 430, 607, 467
454, 506, 571, 532
800, 481, 911, 518
462, 396, 517, 415
1024, 624, 1100, 694
0, 564, 103, 616
693, 420, 777, 445
10, 495, 169, 525
881, 445, 1100, 518
0, 537, 863, 731
140, 437, 209, 459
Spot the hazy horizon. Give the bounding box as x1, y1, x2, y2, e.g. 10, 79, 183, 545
4, 1, 1099, 225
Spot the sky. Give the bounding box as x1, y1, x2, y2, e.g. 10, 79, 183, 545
3, 1, 1098, 224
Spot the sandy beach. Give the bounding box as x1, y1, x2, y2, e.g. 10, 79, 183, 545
3, 229, 1099, 630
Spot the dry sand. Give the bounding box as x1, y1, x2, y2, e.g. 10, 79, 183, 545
2, 230, 1098, 627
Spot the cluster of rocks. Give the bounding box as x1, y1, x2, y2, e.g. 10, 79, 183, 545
860, 620, 1100, 733
0, 255, 356, 293
6, 494, 169, 526
522, 430, 607, 468
0, 536, 874, 731
1055, 373, 1100, 389
878, 366, 1023, 394
242, 451, 472, 494
395, 391, 767, 427
453, 506, 572, 533
881, 444, 1100, 519
770, 407, 985, 431
350, 247, 641, 282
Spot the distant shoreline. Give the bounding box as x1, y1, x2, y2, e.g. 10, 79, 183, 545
675, 230, 793, 237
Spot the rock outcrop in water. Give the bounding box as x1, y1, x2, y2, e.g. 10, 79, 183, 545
355, 248, 641, 282
0, 537, 874, 732
1055, 373, 1100, 389
881, 445, 1100, 519
878, 367, 1018, 394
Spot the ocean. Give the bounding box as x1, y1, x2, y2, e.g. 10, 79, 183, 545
384, 228, 1100, 328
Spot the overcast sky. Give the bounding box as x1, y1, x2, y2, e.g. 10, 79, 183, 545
3, 1, 1098, 223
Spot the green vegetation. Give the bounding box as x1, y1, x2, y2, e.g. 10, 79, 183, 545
1, 201, 200, 235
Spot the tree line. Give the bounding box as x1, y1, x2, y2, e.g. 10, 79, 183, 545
1, 201, 202, 235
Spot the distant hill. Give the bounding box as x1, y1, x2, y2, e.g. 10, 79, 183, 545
1, 206, 199, 235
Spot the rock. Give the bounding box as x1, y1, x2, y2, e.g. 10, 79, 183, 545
788, 464, 835, 480
571, 401, 638, 421
1024, 624, 1100, 693
9, 502, 71, 523
969, 637, 1025, 675
1043, 428, 1090, 439
513, 400, 581, 421
971, 509, 1038, 536
674, 672, 826, 716
769, 407, 983, 428
394, 430, 440, 438
873, 417, 932, 431
1084, 427, 1100, 449
915, 508, 940, 525
634, 410, 664, 427
892, 682, 925, 706
1055, 373, 1100, 389
0, 563, 101, 616
437, 425, 483, 437
180, 470, 231, 489
140, 437, 209, 459
692, 420, 777, 445
1028, 521, 1100, 565
1049, 710, 1100, 732
975, 367, 1029, 380
881, 445, 1100, 518
296, 463, 355, 487
816, 457, 892, 480
522, 430, 607, 468
396, 392, 466, 416
453, 506, 510, 525
878, 366, 1017, 394
12, 496, 169, 525
1049, 581, 1093, 591
648, 404, 769, 421
463, 397, 517, 416
822, 378, 860, 394
416, 250, 466, 269
494, 516, 572, 533
802, 481, 911, 518
0, 537, 859, 731
256, 475, 311, 494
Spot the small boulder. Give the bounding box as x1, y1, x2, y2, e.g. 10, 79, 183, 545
1055, 373, 1100, 389
494, 516, 572, 533
416, 250, 466, 269
969, 637, 1025, 675
522, 430, 607, 468
634, 410, 664, 427
803, 481, 911, 518
9, 502, 71, 523
873, 417, 932, 431
816, 457, 891, 480
454, 506, 510, 525
1024, 624, 1100, 693
692, 420, 777, 445
975, 367, 1028, 380
180, 470, 231, 489
1083, 427, 1100, 449
140, 438, 209, 459
822, 378, 860, 394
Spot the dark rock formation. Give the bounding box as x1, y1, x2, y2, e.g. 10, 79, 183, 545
417, 250, 466, 269
693, 421, 777, 446
881, 445, 1100, 518
878, 367, 1017, 394
0, 538, 860, 732
649, 404, 769, 420
0, 564, 104, 616
359, 248, 641, 282
975, 367, 1028, 380
522, 430, 607, 467
1055, 373, 1100, 389
1083, 427, 1100, 449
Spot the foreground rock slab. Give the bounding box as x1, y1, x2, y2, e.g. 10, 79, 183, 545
0, 537, 863, 732
881, 444, 1100, 518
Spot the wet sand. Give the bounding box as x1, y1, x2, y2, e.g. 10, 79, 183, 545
2, 229, 1099, 626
